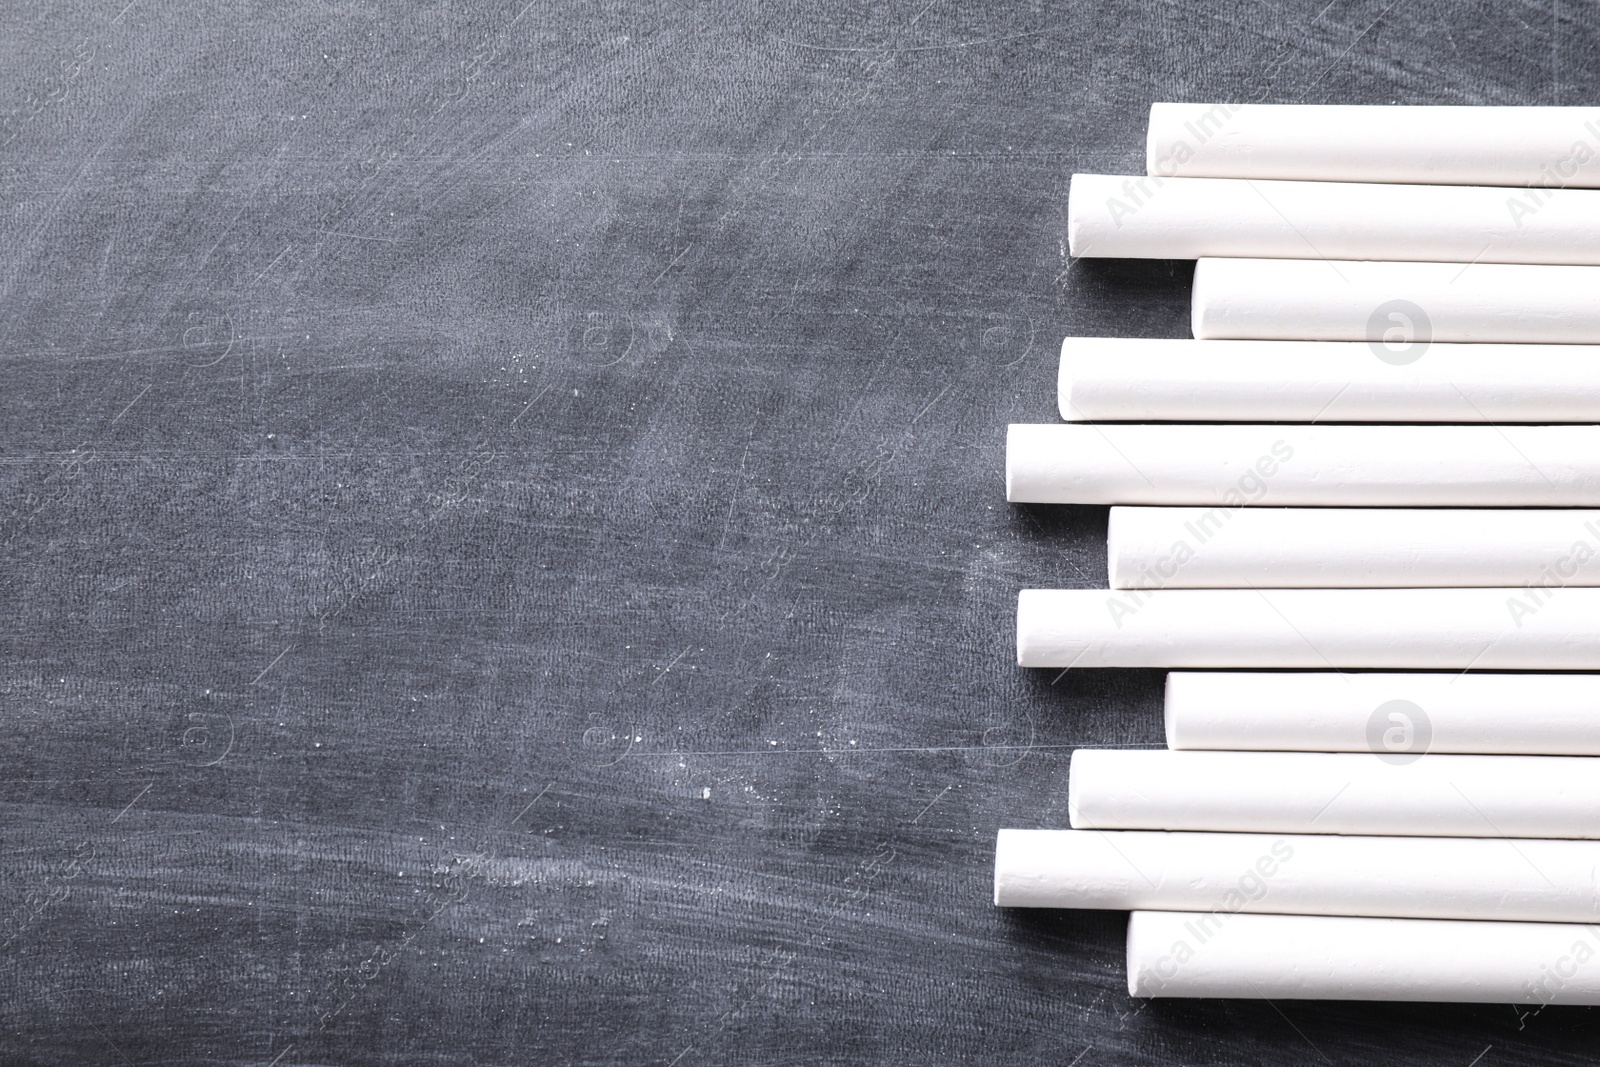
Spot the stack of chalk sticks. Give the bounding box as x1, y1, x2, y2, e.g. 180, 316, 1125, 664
998, 103, 1600, 1008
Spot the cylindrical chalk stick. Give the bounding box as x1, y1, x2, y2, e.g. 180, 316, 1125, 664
1058, 337, 1600, 423
1146, 102, 1600, 189
995, 829, 1600, 922
1164, 672, 1600, 755
1068, 174, 1600, 264
1019, 588, 1600, 670
1108, 507, 1600, 589
1069, 748, 1600, 838
1128, 910, 1600, 1003
1007, 423, 1600, 507
1192, 257, 1600, 344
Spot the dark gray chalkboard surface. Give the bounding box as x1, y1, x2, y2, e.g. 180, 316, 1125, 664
3, 1, 1595, 1063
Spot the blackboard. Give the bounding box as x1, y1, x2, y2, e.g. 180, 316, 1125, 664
3, 1, 1596, 1063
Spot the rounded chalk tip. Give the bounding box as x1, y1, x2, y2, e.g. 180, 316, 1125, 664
1189, 259, 1212, 339
1004, 425, 1018, 502
992, 829, 1010, 907
1144, 103, 1168, 178
1161, 672, 1182, 749
1125, 912, 1147, 997
1065, 173, 1086, 258
1014, 590, 1029, 666
1056, 336, 1078, 421
1065, 747, 1084, 826
1104, 506, 1123, 588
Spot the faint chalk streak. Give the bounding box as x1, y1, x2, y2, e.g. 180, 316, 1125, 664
650, 645, 693, 684
774, 28, 1046, 52
911, 785, 950, 823
252, 644, 293, 685
1466, 1045, 1493, 1067
248, 244, 292, 288
510, 381, 558, 425
112, 0, 138, 23
639, 742, 1104, 757
650, 243, 694, 285
909, 382, 951, 426
315, 230, 398, 244
263, 1046, 295, 1067
510, 783, 553, 825
110, 782, 151, 824
108, 383, 150, 426
1068, 1046, 1093, 1067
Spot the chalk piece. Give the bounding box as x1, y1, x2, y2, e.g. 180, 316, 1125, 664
995, 828, 1600, 922
1128, 910, 1600, 1003
1069, 748, 1600, 838
1146, 102, 1600, 188
1058, 336, 1600, 423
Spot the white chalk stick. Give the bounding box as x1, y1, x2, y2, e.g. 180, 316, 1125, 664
1146, 102, 1600, 189
1128, 910, 1600, 1004
1019, 588, 1600, 670
995, 829, 1600, 923
1068, 174, 1600, 264
1192, 257, 1600, 344
1069, 748, 1600, 838
1006, 424, 1600, 507
1164, 672, 1600, 755
1057, 336, 1600, 423
1108, 507, 1600, 589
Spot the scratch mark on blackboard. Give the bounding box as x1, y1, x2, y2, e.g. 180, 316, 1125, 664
110, 782, 152, 824
774, 28, 1046, 53
910, 785, 950, 823
315, 229, 399, 244
651, 243, 694, 285
251, 644, 294, 685
509, 783, 553, 825
108, 384, 150, 426
651, 645, 694, 684
510, 381, 558, 426
907, 0, 945, 28
248, 244, 292, 288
